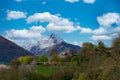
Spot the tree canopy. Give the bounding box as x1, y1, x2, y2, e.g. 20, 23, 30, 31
18, 56, 33, 64
71, 56, 79, 62
38, 55, 48, 62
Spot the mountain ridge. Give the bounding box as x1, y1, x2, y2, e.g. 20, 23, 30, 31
24, 34, 81, 56
0, 35, 33, 64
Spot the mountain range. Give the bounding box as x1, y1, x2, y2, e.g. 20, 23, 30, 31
24, 33, 81, 56
0, 34, 81, 64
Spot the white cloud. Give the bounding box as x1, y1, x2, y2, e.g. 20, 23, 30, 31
91, 25, 120, 42
46, 23, 76, 33
6, 25, 45, 39
27, 12, 77, 33
83, 0, 96, 4
30, 25, 46, 33
7, 10, 27, 20
26, 12, 72, 25
15, 0, 22, 2
26, 12, 57, 23
42, 1, 46, 5
97, 13, 120, 27
111, 33, 118, 37
93, 27, 107, 35
6, 29, 40, 39
91, 35, 112, 41
72, 41, 82, 46
5, 25, 46, 45
114, 26, 120, 32
77, 26, 106, 34
80, 27, 92, 33
65, 0, 79, 3
72, 41, 95, 47
77, 26, 92, 33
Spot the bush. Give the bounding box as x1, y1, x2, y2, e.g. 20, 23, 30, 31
19, 56, 33, 64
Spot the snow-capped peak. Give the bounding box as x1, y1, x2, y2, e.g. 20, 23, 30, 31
49, 33, 64, 44
24, 33, 81, 56
24, 33, 64, 50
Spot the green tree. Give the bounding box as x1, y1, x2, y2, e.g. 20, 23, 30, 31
78, 42, 96, 63
38, 55, 48, 62
19, 56, 33, 64
71, 56, 79, 62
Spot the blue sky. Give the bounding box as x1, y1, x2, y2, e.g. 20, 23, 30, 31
0, 0, 120, 46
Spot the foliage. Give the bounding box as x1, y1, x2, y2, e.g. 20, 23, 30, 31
71, 56, 79, 62
38, 55, 48, 62
18, 56, 33, 64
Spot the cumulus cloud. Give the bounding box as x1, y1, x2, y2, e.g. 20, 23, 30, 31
30, 26, 46, 33
27, 12, 77, 33
114, 26, 120, 32
90, 12, 120, 42
90, 26, 119, 41
6, 25, 45, 39
65, 0, 95, 4
76, 26, 92, 33
26, 12, 72, 25
27, 12, 94, 33
65, 0, 79, 3
15, 0, 22, 2
5, 25, 45, 45
46, 23, 76, 33
42, 1, 46, 5
90, 26, 120, 41
80, 27, 92, 33
83, 0, 96, 4
93, 27, 107, 35
72, 41, 82, 46
97, 13, 120, 27
7, 10, 27, 20
91, 35, 112, 41
6, 29, 39, 38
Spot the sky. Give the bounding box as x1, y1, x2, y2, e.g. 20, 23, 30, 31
0, 0, 120, 46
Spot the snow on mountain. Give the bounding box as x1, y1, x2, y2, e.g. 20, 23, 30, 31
24, 33, 81, 56
38, 33, 64, 49
24, 33, 64, 50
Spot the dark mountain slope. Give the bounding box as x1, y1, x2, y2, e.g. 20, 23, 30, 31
0, 35, 33, 64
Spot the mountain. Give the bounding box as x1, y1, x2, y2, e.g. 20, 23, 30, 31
0, 35, 33, 64
24, 33, 81, 56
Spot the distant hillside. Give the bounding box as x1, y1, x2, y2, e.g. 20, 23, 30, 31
0, 35, 33, 64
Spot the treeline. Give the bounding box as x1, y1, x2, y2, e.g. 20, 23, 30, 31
0, 35, 120, 80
